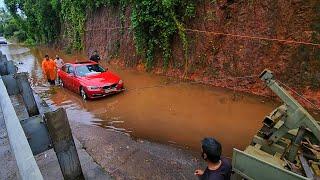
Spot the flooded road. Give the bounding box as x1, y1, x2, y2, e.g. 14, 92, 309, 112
1, 44, 279, 156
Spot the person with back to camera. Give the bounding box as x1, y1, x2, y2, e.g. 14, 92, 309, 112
42, 54, 56, 85
89, 50, 101, 63
195, 137, 232, 180
54, 55, 64, 69
54, 55, 64, 84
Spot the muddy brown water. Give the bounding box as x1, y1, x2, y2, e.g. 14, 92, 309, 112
1, 44, 282, 156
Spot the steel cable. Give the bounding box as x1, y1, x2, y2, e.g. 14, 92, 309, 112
126, 74, 259, 92
276, 80, 320, 111
85, 25, 320, 109
85, 26, 320, 47
125, 76, 320, 111
185, 29, 320, 47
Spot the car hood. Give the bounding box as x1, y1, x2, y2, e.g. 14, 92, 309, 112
79, 71, 120, 87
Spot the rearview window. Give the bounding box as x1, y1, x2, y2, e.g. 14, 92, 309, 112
75, 64, 106, 77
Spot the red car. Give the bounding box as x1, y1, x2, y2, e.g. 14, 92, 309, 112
58, 61, 124, 100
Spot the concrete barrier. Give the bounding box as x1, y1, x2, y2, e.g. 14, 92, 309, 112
0, 54, 16, 75
0, 50, 84, 179
2, 73, 40, 116
1, 74, 20, 95
7, 60, 17, 74
0, 61, 7, 75
0, 76, 43, 180
16, 73, 40, 117
45, 108, 85, 180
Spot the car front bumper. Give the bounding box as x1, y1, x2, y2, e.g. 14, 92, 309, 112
86, 88, 125, 99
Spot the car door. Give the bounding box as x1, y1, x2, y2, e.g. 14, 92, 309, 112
59, 64, 70, 88
66, 65, 78, 93
65, 64, 75, 91
72, 66, 82, 94
63, 65, 75, 90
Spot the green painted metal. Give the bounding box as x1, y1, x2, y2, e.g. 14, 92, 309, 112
232, 149, 310, 180
259, 69, 320, 142
232, 69, 320, 179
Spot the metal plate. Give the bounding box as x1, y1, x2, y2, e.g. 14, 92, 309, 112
21, 115, 52, 155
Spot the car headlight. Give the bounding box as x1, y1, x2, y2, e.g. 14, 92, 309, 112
118, 80, 123, 84
87, 86, 100, 90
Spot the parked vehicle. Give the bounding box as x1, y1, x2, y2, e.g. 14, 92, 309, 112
0, 37, 7, 44
58, 61, 124, 100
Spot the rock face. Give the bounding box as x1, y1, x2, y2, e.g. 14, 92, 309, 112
84, 0, 320, 108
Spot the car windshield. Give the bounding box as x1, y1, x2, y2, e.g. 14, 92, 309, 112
75, 64, 106, 77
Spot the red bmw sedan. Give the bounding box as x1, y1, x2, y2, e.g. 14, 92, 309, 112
58, 61, 124, 100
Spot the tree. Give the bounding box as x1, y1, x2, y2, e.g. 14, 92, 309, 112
4, 0, 61, 43
0, 8, 10, 36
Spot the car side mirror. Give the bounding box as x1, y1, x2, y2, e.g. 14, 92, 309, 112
68, 72, 75, 77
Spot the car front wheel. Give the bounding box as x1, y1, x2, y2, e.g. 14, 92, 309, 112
80, 87, 88, 100
59, 78, 64, 87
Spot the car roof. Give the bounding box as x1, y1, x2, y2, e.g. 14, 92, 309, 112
66, 61, 98, 67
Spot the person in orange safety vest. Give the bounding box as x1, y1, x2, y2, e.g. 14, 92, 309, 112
42, 54, 56, 85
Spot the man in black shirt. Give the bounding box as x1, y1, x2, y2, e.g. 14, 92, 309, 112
90, 50, 101, 63
195, 138, 232, 180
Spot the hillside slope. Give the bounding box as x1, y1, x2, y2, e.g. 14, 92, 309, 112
84, 0, 320, 108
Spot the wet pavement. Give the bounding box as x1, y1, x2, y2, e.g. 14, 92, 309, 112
0, 106, 18, 180
0, 92, 112, 180
0, 43, 280, 157
70, 121, 207, 179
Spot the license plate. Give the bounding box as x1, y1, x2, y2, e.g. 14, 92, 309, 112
105, 88, 115, 93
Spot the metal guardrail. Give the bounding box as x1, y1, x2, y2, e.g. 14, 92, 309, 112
0, 76, 43, 180
0, 49, 84, 179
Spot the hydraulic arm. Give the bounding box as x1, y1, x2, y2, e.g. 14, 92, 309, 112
259, 69, 320, 143
232, 69, 320, 180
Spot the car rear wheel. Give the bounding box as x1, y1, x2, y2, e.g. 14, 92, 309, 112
80, 87, 87, 100
59, 78, 64, 87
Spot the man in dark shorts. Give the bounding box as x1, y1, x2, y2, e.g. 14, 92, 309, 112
195, 138, 232, 180
89, 50, 101, 63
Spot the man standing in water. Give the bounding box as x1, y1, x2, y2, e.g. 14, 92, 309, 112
42, 54, 56, 85
54, 55, 64, 84
89, 50, 101, 63
195, 138, 232, 180
54, 55, 64, 69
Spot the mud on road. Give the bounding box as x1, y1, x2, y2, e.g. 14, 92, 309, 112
1, 44, 284, 179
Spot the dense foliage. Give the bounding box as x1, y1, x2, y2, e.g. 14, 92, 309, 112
5, 0, 60, 43
4, 0, 196, 68
58, 0, 196, 68
0, 8, 27, 42
131, 0, 195, 68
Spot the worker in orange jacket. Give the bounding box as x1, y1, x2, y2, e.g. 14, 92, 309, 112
42, 54, 56, 85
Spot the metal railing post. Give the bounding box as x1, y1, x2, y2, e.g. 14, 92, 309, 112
0, 76, 43, 180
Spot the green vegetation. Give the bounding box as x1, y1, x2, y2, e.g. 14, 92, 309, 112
131, 0, 195, 69
4, 0, 196, 69
0, 8, 27, 42
4, 0, 60, 43
58, 0, 196, 69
